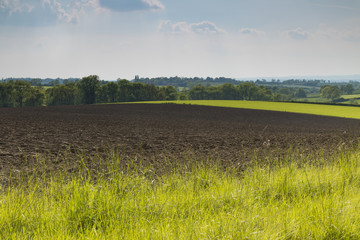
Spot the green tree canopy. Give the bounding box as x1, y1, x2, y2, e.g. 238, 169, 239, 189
46, 83, 77, 106
189, 85, 207, 100
294, 88, 307, 98
77, 75, 100, 104
341, 84, 354, 95
320, 85, 341, 100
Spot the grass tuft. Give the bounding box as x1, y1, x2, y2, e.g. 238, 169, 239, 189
2, 150, 360, 238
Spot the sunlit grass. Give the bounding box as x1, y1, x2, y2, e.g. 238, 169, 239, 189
2, 150, 360, 239
341, 94, 360, 100
133, 100, 360, 119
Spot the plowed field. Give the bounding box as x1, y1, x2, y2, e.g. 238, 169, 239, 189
1, 104, 360, 176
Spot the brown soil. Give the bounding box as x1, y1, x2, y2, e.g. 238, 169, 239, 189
1, 103, 360, 177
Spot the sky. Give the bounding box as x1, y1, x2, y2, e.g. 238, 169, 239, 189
0, 0, 360, 80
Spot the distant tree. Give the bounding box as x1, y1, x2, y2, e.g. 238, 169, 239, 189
2, 80, 45, 107
272, 93, 283, 101
206, 86, 221, 100
254, 86, 272, 100
48, 79, 60, 86
139, 84, 160, 101
238, 82, 257, 100
106, 82, 119, 102
189, 85, 207, 100
220, 83, 238, 100
277, 88, 292, 96
97, 82, 119, 103
164, 85, 177, 100
46, 83, 77, 106
178, 91, 188, 100
13, 81, 32, 107
294, 88, 307, 98
0, 82, 14, 107
77, 75, 100, 104
117, 79, 132, 102
187, 82, 273, 101
29, 78, 42, 86
24, 87, 44, 106
320, 85, 341, 100
129, 82, 145, 101
341, 84, 354, 95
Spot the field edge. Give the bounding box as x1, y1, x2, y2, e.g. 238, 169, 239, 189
122, 100, 360, 120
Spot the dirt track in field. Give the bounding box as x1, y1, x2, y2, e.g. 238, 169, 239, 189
1, 103, 360, 175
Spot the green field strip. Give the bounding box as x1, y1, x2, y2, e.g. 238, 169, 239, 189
134, 100, 360, 119
341, 94, 360, 99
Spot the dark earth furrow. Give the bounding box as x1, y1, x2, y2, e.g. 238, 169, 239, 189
1, 103, 360, 175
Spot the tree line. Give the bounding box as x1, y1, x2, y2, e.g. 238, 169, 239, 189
0, 75, 279, 107
134, 76, 240, 88
0, 76, 179, 107
0, 81, 44, 107
0, 75, 357, 108
320, 84, 354, 101
188, 82, 274, 100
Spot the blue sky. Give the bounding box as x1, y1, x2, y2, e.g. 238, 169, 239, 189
0, 0, 359, 80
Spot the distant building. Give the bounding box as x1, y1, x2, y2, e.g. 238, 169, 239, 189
135, 75, 140, 81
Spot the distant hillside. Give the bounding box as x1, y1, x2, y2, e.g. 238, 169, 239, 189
237, 74, 360, 82
133, 76, 360, 89
0, 78, 80, 86
133, 76, 240, 89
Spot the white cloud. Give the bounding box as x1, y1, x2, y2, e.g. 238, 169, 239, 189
191, 21, 226, 34
0, 0, 164, 26
0, 0, 37, 14
317, 21, 360, 42
159, 20, 226, 35
1, 1, 359, 80
239, 28, 266, 36
42, 0, 76, 23
143, 0, 164, 10
98, 0, 164, 12
0, 0, 106, 25
286, 28, 310, 40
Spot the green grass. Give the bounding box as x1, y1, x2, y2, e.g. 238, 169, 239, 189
134, 100, 360, 119
306, 93, 321, 98
2, 151, 360, 239
295, 97, 329, 103
341, 94, 360, 100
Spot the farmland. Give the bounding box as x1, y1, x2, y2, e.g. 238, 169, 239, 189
136, 100, 360, 119
1, 103, 360, 238
1, 103, 360, 177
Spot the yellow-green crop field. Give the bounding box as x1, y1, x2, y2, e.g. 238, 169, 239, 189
135, 100, 360, 119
